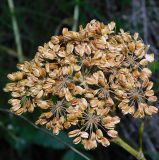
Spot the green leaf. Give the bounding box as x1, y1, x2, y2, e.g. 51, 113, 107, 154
62, 150, 75, 160
33, 131, 66, 149
145, 151, 159, 160
149, 61, 159, 73
20, 125, 68, 150
10, 116, 69, 150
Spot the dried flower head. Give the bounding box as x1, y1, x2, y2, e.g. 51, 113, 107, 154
4, 20, 158, 149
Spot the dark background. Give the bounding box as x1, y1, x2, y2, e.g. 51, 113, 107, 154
0, 0, 159, 160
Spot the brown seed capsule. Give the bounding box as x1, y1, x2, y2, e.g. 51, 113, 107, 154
53, 126, 60, 135
68, 129, 80, 138
66, 43, 74, 54
36, 90, 44, 99
64, 121, 71, 129
107, 130, 118, 138
7, 72, 24, 81
100, 137, 110, 147
73, 137, 81, 144
80, 132, 89, 138
145, 90, 154, 97
148, 96, 157, 102
96, 129, 103, 139
128, 42, 135, 52
51, 36, 60, 44
145, 106, 158, 116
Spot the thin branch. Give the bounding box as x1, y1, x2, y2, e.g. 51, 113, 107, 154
0, 108, 91, 160
138, 120, 144, 152
72, 0, 79, 31
7, 0, 24, 62
132, 118, 158, 160
0, 44, 17, 57
112, 137, 146, 160
0, 44, 28, 60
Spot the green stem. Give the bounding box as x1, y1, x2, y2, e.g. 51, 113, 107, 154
112, 137, 146, 160
72, 0, 79, 31
8, 0, 24, 62
0, 44, 17, 57
138, 120, 144, 152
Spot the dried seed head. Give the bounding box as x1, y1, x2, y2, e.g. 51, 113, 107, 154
4, 20, 158, 150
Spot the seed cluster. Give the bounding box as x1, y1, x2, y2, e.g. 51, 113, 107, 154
4, 20, 158, 150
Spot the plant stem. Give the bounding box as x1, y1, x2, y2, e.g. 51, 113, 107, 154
112, 137, 146, 160
72, 0, 79, 31
0, 44, 17, 57
138, 120, 144, 152
8, 0, 24, 62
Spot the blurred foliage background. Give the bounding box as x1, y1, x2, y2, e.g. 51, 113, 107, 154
0, 0, 159, 160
